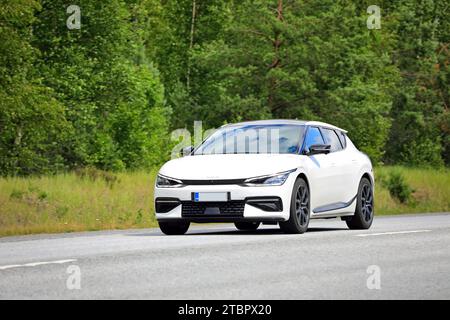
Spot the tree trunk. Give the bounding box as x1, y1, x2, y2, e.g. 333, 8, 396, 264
268, 0, 283, 111
187, 0, 197, 91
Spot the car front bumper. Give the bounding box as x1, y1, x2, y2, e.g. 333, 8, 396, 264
154, 176, 296, 223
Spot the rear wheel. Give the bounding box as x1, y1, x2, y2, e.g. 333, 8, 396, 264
234, 222, 260, 231
346, 177, 374, 230
158, 221, 190, 235
279, 177, 310, 234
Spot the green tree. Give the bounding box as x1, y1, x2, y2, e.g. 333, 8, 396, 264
142, 0, 233, 129
188, 0, 398, 162
33, 0, 171, 170
383, 0, 448, 166
0, 0, 71, 176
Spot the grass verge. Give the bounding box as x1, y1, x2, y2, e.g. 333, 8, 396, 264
374, 166, 449, 215
0, 170, 157, 237
0, 166, 448, 237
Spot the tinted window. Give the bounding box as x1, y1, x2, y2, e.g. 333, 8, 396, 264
338, 131, 347, 148
194, 124, 305, 155
321, 128, 343, 152
304, 127, 324, 149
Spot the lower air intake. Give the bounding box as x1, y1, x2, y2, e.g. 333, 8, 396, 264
181, 201, 245, 217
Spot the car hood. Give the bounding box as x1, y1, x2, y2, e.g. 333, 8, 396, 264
159, 154, 304, 180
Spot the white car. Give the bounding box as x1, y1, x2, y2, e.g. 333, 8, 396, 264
154, 120, 374, 235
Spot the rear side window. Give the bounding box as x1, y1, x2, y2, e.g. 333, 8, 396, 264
338, 131, 347, 149
321, 128, 343, 152
304, 127, 324, 149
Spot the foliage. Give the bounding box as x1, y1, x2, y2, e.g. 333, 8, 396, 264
74, 166, 119, 188
169, 0, 400, 162
375, 166, 450, 214
0, 0, 71, 175
32, 0, 171, 171
381, 0, 449, 166
383, 170, 414, 204
0, 0, 449, 176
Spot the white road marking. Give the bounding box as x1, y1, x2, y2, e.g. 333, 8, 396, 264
356, 230, 432, 237
0, 259, 77, 270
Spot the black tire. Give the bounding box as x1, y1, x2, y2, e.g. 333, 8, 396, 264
234, 221, 260, 231
279, 177, 310, 234
346, 177, 374, 230
158, 221, 190, 235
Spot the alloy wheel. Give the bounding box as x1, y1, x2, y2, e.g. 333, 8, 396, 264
295, 185, 309, 226
361, 183, 373, 222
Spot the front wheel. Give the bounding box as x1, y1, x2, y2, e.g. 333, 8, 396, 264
279, 177, 310, 234
234, 222, 260, 231
346, 177, 374, 230
159, 221, 190, 235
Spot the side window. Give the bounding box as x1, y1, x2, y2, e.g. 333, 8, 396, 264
338, 131, 347, 149
304, 127, 324, 150
321, 128, 343, 152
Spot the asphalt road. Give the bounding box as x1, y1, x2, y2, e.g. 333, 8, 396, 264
0, 213, 449, 299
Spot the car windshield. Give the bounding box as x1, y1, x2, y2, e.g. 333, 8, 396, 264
193, 124, 306, 155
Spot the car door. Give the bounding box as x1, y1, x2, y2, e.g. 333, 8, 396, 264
339, 132, 366, 201
320, 127, 353, 204
302, 126, 337, 211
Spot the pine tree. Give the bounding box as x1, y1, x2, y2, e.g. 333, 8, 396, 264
188, 0, 398, 162
383, 0, 448, 166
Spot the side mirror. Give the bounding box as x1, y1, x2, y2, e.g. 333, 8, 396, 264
180, 146, 194, 157
305, 144, 331, 155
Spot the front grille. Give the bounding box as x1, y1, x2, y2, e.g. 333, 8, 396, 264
180, 179, 246, 185
181, 201, 245, 217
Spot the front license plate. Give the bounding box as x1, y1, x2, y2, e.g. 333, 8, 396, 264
193, 192, 228, 202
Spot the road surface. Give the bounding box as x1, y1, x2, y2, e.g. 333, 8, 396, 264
1, 213, 449, 299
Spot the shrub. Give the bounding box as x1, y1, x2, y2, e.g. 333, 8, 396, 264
385, 171, 413, 204
74, 166, 119, 188
10, 189, 25, 200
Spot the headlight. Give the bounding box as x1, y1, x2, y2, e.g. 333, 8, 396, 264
242, 169, 296, 187
156, 174, 184, 188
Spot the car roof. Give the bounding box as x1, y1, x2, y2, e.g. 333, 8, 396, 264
223, 119, 347, 133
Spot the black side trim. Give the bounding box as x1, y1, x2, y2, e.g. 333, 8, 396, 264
313, 195, 357, 214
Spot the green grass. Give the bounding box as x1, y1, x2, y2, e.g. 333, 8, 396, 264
0, 166, 449, 237
374, 166, 450, 215
0, 170, 157, 237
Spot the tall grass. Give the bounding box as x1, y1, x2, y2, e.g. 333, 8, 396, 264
0, 170, 157, 237
374, 166, 450, 215
0, 167, 448, 237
